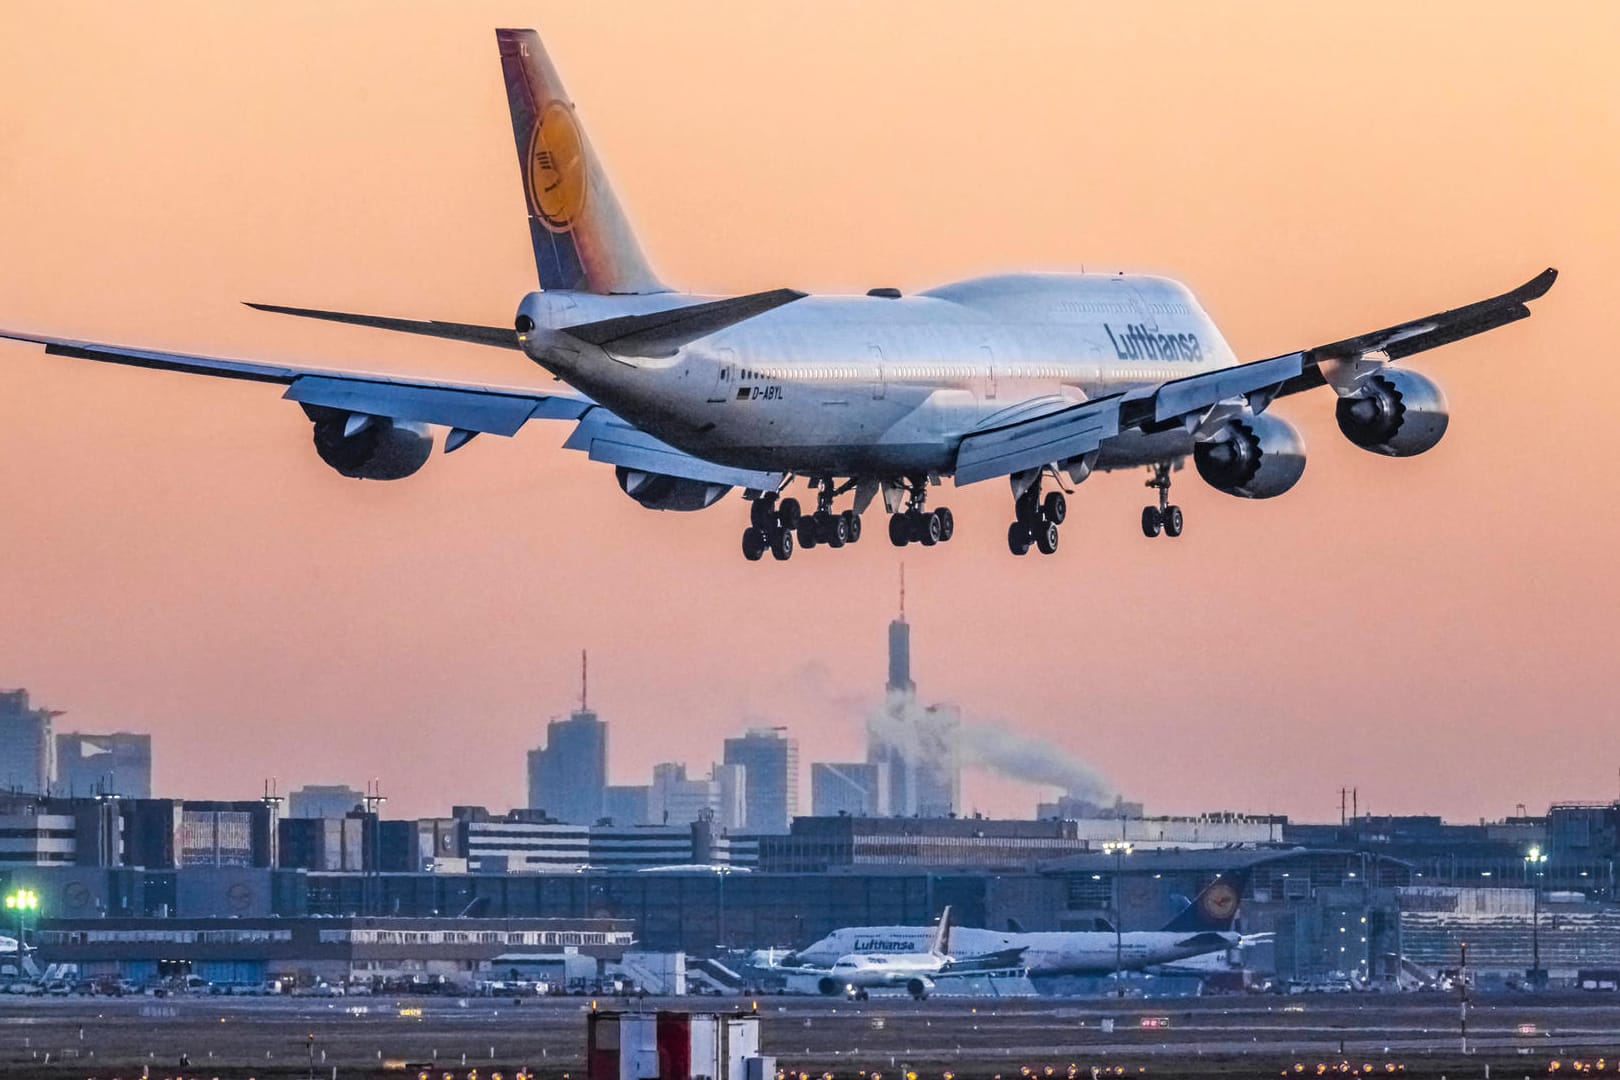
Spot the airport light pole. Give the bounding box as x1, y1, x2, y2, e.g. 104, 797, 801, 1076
1103, 841, 1132, 997
1525, 846, 1548, 987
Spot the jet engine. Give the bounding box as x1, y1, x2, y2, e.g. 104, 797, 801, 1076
615, 466, 730, 511
1335, 369, 1449, 457
311, 414, 432, 480
817, 976, 842, 996
1193, 412, 1306, 499
906, 976, 934, 1000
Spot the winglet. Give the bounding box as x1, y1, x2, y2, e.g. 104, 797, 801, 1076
1512, 267, 1558, 304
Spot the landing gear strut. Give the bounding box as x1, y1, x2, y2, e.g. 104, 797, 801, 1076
888, 477, 954, 548
798, 478, 864, 552
1007, 479, 1064, 557
1141, 462, 1184, 538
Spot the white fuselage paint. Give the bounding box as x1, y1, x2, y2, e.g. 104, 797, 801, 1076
517, 273, 1239, 479
793, 925, 1241, 977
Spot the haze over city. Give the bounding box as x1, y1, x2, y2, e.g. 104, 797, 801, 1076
0, 3, 1616, 823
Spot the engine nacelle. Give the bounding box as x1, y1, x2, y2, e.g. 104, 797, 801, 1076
817, 976, 842, 996
312, 415, 432, 480
615, 467, 731, 511
906, 976, 933, 1000
1193, 412, 1306, 499
1335, 369, 1449, 457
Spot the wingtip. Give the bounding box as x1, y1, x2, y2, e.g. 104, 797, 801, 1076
1520, 267, 1558, 302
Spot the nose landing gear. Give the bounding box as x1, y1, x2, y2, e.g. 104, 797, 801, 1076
1141, 462, 1184, 538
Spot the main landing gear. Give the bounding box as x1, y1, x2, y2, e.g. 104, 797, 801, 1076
888, 478, 955, 548
741, 482, 866, 562
1141, 462, 1184, 539
1007, 481, 1065, 557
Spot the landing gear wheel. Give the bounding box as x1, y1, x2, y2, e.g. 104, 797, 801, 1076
1035, 519, 1060, 555
918, 510, 942, 547
777, 497, 801, 531
1016, 489, 1042, 527
750, 493, 778, 531
1008, 522, 1032, 556
828, 513, 849, 548
742, 529, 766, 561
843, 510, 862, 544
797, 518, 818, 550
769, 527, 794, 561
1141, 506, 1163, 538
936, 506, 954, 542
889, 513, 910, 547
1163, 505, 1184, 537
1043, 491, 1067, 525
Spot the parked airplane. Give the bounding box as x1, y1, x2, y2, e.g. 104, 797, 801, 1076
0, 28, 1556, 561
788, 869, 1256, 978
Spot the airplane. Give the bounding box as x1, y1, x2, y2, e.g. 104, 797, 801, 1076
787, 869, 1257, 978
0, 27, 1557, 562
803, 906, 1025, 1000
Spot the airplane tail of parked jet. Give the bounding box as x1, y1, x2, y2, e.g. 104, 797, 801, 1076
1160, 868, 1250, 933
495, 28, 667, 295
929, 906, 953, 957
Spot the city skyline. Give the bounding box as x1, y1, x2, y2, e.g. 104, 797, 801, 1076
0, 5, 1614, 824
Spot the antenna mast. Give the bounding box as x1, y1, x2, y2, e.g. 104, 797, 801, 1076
581, 649, 589, 711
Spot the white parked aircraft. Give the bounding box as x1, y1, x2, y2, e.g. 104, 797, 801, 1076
1, 28, 1556, 560
808, 907, 1024, 1000
789, 869, 1257, 979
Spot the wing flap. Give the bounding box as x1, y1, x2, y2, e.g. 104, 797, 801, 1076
954, 396, 1121, 485
285, 375, 586, 436
563, 409, 783, 490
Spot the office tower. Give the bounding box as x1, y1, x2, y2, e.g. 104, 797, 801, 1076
866, 570, 960, 817
722, 727, 798, 832
55, 732, 153, 798
0, 689, 59, 795
526, 652, 608, 824
603, 784, 651, 827
648, 763, 743, 828
811, 761, 890, 817
288, 784, 364, 819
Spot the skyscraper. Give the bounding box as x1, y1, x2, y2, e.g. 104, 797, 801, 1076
866, 570, 960, 817
55, 732, 152, 798
0, 689, 59, 795
722, 727, 798, 832
526, 652, 609, 825
811, 761, 890, 817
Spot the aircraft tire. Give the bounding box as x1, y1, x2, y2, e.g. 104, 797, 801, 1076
844, 510, 862, 543
1036, 520, 1060, 555
742, 529, 766, 561
1163, 504, 1184, 537
770, 527, 794, 561
828, 514, 847, 548
750, 493, 777, 531
1044, 491, 1067, 524
1016, 489, 1041, 526
1141, 505, 1163, 538
889, 514, 910, 547
918, 510, 941, 547
797, 519, 818, 550
936, 506, 954, 541
1008, 522, 1032, 556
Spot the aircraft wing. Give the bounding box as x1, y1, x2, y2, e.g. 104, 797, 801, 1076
939, 948, 1028, 974
952, 268, 1556, 486
0, 328, 782, 490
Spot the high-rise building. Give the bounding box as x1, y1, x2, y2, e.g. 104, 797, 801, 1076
811, 761, 890, 817
603, 784, 650, 827
648, 763, 743, 828
527, 709, 608, 824
722, 727, 798, 832
0, 689, 59, 795
866, 573, 960, 817
288, 784, 364, 819
55, 732, 152, 798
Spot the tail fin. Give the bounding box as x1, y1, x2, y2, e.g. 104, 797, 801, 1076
495, 29, 667, 295
929, 906, 953, 956
1160, 868, 1249, 933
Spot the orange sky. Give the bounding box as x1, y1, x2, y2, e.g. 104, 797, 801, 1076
1, 3, 1616, 823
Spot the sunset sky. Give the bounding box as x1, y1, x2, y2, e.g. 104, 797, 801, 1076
1, 3, 1615, 823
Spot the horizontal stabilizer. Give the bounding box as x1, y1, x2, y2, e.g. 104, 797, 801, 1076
560, 288, 806, 358
245, 303, 520, 350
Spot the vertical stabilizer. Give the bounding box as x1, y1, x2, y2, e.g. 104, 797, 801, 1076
495, 29, 667, 294
930, 906, 953, 956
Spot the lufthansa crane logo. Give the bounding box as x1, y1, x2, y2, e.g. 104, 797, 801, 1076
1201, 881, 1239, 920
527, 102, 587, 232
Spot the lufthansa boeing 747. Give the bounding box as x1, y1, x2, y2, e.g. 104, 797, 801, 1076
1, 29, 1557, 561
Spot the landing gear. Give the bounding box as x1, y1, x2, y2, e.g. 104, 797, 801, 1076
1008, 476, 1065, 556
888, 478, 956, 549
746, 480, 865, 561
1142, 463, 1184, 539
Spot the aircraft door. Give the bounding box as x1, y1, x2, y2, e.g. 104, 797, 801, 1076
707, 348, 737, 403
982, 345, 998, 400
1128, 283, 1160, 331
869, 345, 886, 399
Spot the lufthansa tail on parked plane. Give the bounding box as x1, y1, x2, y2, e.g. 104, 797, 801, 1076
1161, 868, 1251, 933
